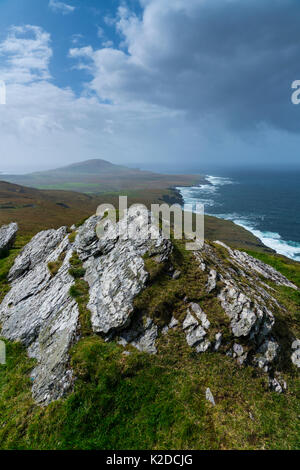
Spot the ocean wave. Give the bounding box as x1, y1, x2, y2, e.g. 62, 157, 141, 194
230, 219, 300, 261
209, 212, 300, 261
177, 178, 300, 261
176, 175, 235, 209
205, 175, 235, 187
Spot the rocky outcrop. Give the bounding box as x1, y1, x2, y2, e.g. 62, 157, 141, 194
0, 213, 298, 405
0, 227, 79, 404
0, 222, 18, 256
76, 208, 172, 335
0, 208, 172, 404
194, 241, 300, 383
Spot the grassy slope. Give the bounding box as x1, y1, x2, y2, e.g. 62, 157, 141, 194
0, 182, 270, 254
0, 239, 299, 450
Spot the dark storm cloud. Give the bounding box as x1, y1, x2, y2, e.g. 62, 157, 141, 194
74, 0, 300, 133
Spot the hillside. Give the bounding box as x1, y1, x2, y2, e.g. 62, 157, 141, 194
2, 159, 202, 193
0, 209, 299, 450
0, 181, 270, 254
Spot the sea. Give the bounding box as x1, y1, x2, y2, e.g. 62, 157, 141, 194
177, 169, 300, 261
2, 164, 300, 262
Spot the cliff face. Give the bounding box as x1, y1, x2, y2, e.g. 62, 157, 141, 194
0, 209, 299, 405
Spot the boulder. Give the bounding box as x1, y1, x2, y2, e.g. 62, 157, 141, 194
0, 222, 18, 256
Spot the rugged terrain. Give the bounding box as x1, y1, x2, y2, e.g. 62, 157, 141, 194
0, 180, 270, 253
0, 209, 299, 449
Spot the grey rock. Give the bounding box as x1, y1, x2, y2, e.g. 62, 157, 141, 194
233, 343, 244, 357
0, 206, 297, 406
119, 315, 158, 354
81, 206, 172, 335
0, 207, 172, 404
75, 214, 104, 260
169, 316, 179, 329
215, 241, 298, 290
186, 325, 207, 347
269, 377, 283, 393
196, 340, 211, 352
195, 242, 288, 372
218, 282, 274, 340
214, 332, 222, 351
183, 303, 210, 352
8, 227, 67, 281
161, 325, 169, 335
233, 343, 248, 364
131, 318, 158, 354
172, 270, 181, 280
162, 316, 179, 335
190, 302, 210, 329
206, 269, 218, 293
0, 222, 18, 256
183, 312, 198, 330
84, 244, 149, 334
0, 232, 78, 405
205, 387, 216, 406
255, 340, 279, 371
291, 339, 300, 368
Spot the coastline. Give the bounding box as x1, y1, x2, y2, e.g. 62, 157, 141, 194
177, 175, 300, 262
170, 182, 271, 254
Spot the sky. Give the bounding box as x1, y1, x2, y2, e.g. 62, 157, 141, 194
0, 0, 300, 173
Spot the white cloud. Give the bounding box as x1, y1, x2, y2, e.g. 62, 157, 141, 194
70, 0, 300, 133
71, 34, 84, 45
102, 40, 114, 48
49, 0, 75, 15
1, 0, 300, 173
0, 25, 52, 84
96, 26, 114, 49
97, 26, 105, 39
0, 24, 191, 171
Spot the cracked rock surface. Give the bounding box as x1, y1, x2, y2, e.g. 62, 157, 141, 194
0, 222, 18, 256
195, 241, 300, 383
0, 208, 172, 404
0, 215, 298, 405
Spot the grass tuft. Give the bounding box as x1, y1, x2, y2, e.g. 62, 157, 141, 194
69, 252, 92, 336
47, 252, 66, 277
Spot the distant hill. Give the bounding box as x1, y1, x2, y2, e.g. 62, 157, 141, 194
3, 158, 201, 193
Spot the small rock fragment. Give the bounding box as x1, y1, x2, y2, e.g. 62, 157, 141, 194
233, 343, 244, 357
206, 269, 218, 293
269, 377, 283, 394
214, 332, 222, 351
196, 340, 211, 353
205, 387, 216, 406
291, 339, 300, 368
172, 270, 181, 280
169, 316, 179, 329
